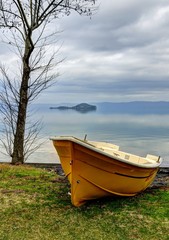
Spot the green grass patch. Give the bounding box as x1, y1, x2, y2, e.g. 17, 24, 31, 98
0, 164, 168, 240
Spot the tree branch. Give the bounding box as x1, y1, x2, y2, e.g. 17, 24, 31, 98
14, 0, 30, 30
38, 0, 64, 25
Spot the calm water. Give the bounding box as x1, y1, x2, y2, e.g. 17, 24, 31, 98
0, 102, 169, 167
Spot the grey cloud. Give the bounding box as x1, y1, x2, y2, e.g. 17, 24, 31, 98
59, 0, 169, 53
1, 1, 169, 103
52, 73, 169, 97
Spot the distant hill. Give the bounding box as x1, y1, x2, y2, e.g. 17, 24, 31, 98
46, 101, 169, 114
95, 101, 169, 114
50, 103, 97, 113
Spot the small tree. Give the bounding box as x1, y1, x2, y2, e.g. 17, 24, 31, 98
0, 0, 96, 164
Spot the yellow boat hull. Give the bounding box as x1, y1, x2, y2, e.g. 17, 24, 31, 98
51, 137, 161, 207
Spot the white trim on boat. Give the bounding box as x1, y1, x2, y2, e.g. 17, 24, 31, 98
50, 136, 162, 169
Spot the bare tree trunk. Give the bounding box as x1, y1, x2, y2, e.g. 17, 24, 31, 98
0, 0, 97, 165
12, 37, 33, 164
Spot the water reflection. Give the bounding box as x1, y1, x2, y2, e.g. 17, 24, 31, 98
0, 104, 169, 166
37, 107, 169, 166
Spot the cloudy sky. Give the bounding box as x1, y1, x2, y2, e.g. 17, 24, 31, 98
2, 0, 169, 104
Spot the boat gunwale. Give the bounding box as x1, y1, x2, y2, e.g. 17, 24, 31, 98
50, 136, 162, 169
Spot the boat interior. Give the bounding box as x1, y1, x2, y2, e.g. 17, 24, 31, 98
51, 136, 161, 166
88, 141, 160, 165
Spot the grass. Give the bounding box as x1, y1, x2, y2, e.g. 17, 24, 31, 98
0, 164, 168, 240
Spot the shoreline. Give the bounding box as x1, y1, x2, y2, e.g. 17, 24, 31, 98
0, 162, 168, 189
0, 162, 169, 169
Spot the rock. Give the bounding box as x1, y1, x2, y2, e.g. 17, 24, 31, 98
149, 167, 169, 189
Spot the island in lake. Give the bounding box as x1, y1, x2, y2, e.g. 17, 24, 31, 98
50, 103, 97, 113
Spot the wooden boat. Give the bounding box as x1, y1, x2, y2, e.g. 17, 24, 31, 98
50, 136, 162, 207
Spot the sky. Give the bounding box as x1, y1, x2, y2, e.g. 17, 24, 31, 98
1, 0, 169, 104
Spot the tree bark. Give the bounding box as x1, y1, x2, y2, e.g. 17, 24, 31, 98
11, 37, 33, 164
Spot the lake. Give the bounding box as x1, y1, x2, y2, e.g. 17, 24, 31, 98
0, 102, 169, 167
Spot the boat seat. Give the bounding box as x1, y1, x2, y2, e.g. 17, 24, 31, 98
89, 140, 158, 165
146, 154, 160, 162
101, 148, 152, 164
89, 141, 119, 150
